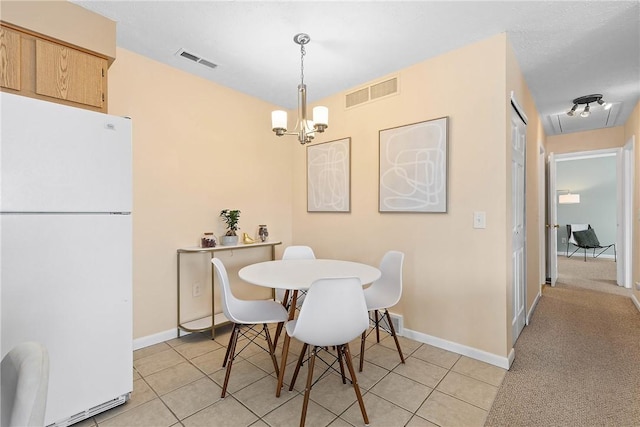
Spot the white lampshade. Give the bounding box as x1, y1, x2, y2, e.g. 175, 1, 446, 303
312, 106, 328, 126
271, 110, 288, 130
558, 193, 580, 204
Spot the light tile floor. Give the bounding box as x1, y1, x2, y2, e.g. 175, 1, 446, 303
75, 325, 506, 427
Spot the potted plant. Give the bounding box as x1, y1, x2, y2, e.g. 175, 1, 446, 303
219, 209, 241, 245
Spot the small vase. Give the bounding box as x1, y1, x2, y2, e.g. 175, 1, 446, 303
258, 225, 269, 242
221, 235, 239, 246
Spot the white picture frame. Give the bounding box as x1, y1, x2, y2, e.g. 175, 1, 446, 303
379, 117, 448, 213
307, 137, 351, 212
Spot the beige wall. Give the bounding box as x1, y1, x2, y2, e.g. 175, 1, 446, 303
623, 101, 640, 302
546, 127, 625, 154
107, 48, 294, 339
290, 33, 542, 359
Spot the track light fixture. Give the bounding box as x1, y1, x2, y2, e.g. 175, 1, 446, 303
271, 33, 328, 145
566, 94, 608, 118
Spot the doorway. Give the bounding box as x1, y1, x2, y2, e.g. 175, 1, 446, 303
547, 147, 633, 290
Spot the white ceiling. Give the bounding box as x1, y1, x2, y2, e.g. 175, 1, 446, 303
72, 1, 640, 136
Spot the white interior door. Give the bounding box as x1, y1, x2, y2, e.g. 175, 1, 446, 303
547, 153, 558, 286
511, 104, 526, 345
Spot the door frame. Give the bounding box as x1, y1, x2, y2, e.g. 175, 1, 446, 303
548, 147, 632, 288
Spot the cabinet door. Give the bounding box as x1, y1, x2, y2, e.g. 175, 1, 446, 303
35, 39, 106, 108
0, 26, 21, 90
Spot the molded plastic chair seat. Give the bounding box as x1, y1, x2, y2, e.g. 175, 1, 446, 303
360, 251, 405, 372
285, 277, 369, 426
212, 258, 288, 398
225, 299, 290, 325
1, 341, 49, 427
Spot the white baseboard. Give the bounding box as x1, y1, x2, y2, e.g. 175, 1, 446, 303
632, 294, 640, 313
527, 290, 542, 325
402, 328, 512, 370
133, 327, 183, 351
137, 324, 513, 369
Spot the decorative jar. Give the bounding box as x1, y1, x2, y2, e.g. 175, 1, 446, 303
201, 232, 216, 248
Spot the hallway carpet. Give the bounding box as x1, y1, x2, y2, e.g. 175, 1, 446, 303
485, 284, 640, 426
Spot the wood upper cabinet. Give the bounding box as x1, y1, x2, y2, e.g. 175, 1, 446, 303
0, 26, 21, 91
0, 24, 108, 112
36, 39, 106, 109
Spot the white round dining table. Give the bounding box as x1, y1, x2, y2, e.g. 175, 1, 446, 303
238, 259, 381, 290
238, 258, 381, 397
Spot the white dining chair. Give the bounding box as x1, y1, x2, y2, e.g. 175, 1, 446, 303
273, 245, 316, 347
211, 258, 288, 398
275, 245, 316, 307
359, 250, 405, 372
1, 341, 49, 427
285, 277, 369, 427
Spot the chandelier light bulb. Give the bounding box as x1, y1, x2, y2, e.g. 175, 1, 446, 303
567, 104, 578, 116
580, 104, 591, 118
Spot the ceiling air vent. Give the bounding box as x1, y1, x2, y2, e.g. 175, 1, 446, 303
345, 76, 399, 109
175, 49, 218, 70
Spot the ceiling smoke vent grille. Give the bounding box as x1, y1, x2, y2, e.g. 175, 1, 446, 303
175, 49, 218, 70
345, 76, 399, 109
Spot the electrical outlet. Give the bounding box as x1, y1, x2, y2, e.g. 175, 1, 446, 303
192, 283, 202, 297
561, 237, 566, 244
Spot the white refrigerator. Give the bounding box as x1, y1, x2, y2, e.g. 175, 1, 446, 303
1, 92, 133, 426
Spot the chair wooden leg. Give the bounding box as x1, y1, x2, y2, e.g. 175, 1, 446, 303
221, 324, 239, 398
263, 324, 280, 377
273, 289, 291, 348
374, 310, 380, 343
276, 333, 291, 397
222, 327, 234, 368
337, 346, 346, 384
289, 342, 308, 391
343, 343, 369, 425
359, 330, 366, 372
384, 309, 405, 364
273, 322, 284, 349
300, 346, 317, 427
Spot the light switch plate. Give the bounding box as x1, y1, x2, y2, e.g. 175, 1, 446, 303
473, 211, 486, 229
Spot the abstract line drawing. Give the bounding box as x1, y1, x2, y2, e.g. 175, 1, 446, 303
379, 117, 448, 213
307, 138, 351, 212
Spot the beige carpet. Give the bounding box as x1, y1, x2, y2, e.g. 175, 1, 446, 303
556, 255, 631, 297
485, 258, 640, 426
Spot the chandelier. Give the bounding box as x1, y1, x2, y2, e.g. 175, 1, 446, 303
566, 94, 610, 118
271, 33, 328, 145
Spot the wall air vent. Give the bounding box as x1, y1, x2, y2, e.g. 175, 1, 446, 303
175, 49, 218, 70
370, 78, 398, 100
346, 87, 369, 108
345, 76, 399, 109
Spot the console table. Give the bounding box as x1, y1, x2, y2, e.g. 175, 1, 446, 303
176, 241, 281, 339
